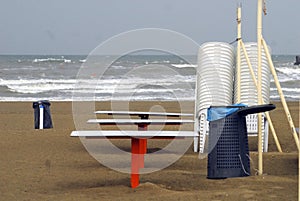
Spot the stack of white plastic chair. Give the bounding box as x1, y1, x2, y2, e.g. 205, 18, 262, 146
195, 42, 235, 152
234, 42, 271, 152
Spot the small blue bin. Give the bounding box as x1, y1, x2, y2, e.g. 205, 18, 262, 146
32, 100, 53, 129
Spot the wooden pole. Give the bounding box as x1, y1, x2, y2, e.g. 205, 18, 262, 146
257, 0, 263, 175
240, 42, 282, 152
240, 42, 258, 89
243, 49, 282, 152
259, 1, 298, 198
261, 38, 300, 150
236, 6, 242, 103
265, 113, 282, 152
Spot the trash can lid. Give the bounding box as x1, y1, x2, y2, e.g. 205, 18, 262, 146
32, 100, 51, 108
237, 104, 276, 116
207, 103, 247, 121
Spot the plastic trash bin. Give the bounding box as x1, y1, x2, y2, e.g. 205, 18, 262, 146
33, 100, 53, 129
207, 104, 275, 179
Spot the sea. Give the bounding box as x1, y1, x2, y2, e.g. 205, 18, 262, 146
0, 54, 299, 102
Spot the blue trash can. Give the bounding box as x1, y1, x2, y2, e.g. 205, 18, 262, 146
207, 104, 275, 179
33, 100, 53, 129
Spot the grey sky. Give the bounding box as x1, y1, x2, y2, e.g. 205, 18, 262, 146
0, 0, 299, 55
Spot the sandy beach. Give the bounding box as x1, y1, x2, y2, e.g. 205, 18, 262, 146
0, 101, 298, 201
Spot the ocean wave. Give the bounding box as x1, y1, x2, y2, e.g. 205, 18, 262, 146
111, 65, 128, 69
172, 64, 197, 68
150, 60, 171, 64
33, 58, 71, 63
0, 95, 196, 102
6, 83, 75, 94
270, 94, 299, 100
0, 77, 195, 95
276, 67, 300, 79
0, 79, 76, 94
270, 87, 300, 93
68, 87, 192, 95
0, 78, 77, 85
2, 66, 50, 71
1, 54, 298, 102
271, 77, 297, 83
0, 77, 190, 86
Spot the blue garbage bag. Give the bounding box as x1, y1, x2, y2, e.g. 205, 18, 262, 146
207, 103, 247, 122
33, 100, 53, 129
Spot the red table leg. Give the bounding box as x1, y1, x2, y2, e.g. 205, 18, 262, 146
139, 139, 146, 168
131, 137, 140, 188
131, 123, 149, 188
138, 124, 148, 167
130, 122, 151, 188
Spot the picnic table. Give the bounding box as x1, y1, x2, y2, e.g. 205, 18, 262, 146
71, 110, 195, 188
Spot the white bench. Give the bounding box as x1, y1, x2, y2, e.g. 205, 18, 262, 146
71, 130, 195, 138
71, 111, 195, 188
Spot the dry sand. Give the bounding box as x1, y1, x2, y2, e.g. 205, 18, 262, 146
0, 101, 298, 201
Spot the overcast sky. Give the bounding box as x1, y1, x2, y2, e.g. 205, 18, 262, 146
0, 0, 299, 55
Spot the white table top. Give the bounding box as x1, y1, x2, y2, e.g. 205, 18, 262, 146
87, 119, 194, 125
71, 130, 196, 137
94, 111, 193, 117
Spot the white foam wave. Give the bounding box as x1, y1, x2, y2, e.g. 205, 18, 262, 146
150, 60, 171, 64
33, 58, 71, 63
0, 94, 196, 102
271, 77, 296, 83
0, 79, 77, 85
7, 83, 75, 94
172, 64, 197, 68
270, 87, 300, 93
69, 87, 191, 95
276, 67, 300, 79
111, 65, 128, 69
0, 77, 195, 95
270, 94, 299, 100
1, 66, 48, 71
0, 79, 75, 94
